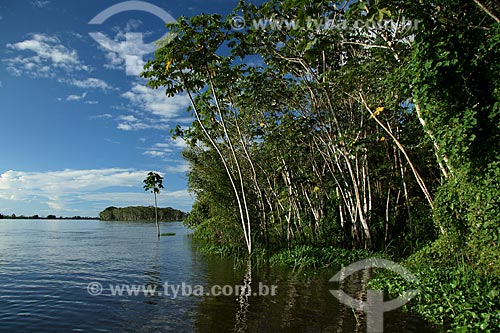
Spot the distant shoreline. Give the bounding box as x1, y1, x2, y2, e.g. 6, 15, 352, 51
0, 214, 98, 220
0, 205, 189, 222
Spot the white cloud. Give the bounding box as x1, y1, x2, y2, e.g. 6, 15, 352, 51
121, 84, 190, 119
0, 168, 143, 196
80, 190, 192, 209
31, 0, 50, 8
119, 115, 138, 122
116, 114, 153, 131
123, 19, 144, 32
66, 77, 114, 91
144, 150, 165, 157
143, 137, 187, 157
117, 123, 133, 131
84, 100, 99, 105
104, 51, 123, 70
5, 33, 90, 78
92, 31, 156, 75
0, 168, 192, 216
66, 92, 87, 101
117, 121, 167, 131
165, 161, 190, 173
90, 113, 112, 119
115, 110, 169, 131
112, 82, 190, 132
170, 137, 188, 149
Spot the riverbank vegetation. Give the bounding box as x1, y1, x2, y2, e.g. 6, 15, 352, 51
143, 0, 499, 331
98, 206, 187, 222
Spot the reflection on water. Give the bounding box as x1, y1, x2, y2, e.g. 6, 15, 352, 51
0, 220, 432, 332
193, 256, 432, 333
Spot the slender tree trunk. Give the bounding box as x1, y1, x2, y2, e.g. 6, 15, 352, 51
414, 103, 451, 179
208, 77, 252, 254
180, 71, 252, 254
359, 93, 434, 210
473, 0, 500, 23
154, 192, 159, 238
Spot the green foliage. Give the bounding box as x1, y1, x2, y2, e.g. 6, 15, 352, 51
410, 1, 500, 278
367, 4, 500, 330
143, 171, 165, 236
370, 257, 500, 332
143, 1, 500, 330
269, 245, 375, 270
432, 166, 500, 276
99, 206, 187, 222
144, 0, 441, 251
197, 244, 236, 258
143, 171, 164, 194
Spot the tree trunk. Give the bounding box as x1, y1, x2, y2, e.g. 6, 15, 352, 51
154, 192, 160, 238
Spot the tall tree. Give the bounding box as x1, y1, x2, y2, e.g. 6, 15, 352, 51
143, 15, 255, 253
143, 171, 164, 237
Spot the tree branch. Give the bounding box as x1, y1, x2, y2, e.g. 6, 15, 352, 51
473, 0, 500, 24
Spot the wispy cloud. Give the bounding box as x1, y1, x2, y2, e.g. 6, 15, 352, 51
121, 84, 190, 119
0, 168, 143, 198
65, 77, 115, 91
5, 33, 90, 78
66, 92, 87, 101
31, 0, 50, 8
115, 83, 190, 131
0, 168, 192, 216
4, 34, 115, 101
119, 115, 138, 122
90, 113, 112, 120
142, 137, 188, 166
165, 161, 190, 173
80, 190, 192, 210
116, 116, 154, 131
144, 150, 166, 157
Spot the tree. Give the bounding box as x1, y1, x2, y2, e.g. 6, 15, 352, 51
142, 2, 442, 251
143, 172, 164, 237
143, 15, 255, 253
98, 206, 187, 222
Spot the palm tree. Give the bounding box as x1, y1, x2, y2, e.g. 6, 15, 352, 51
143, 171, 164, 237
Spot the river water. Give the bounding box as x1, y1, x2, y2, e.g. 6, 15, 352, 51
0, 219, 432, 332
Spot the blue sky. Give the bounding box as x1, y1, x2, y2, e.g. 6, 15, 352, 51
0, 0, 251, 217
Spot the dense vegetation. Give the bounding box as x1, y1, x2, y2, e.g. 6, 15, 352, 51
99, 206, 187, 222
143, 0, 500, 331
